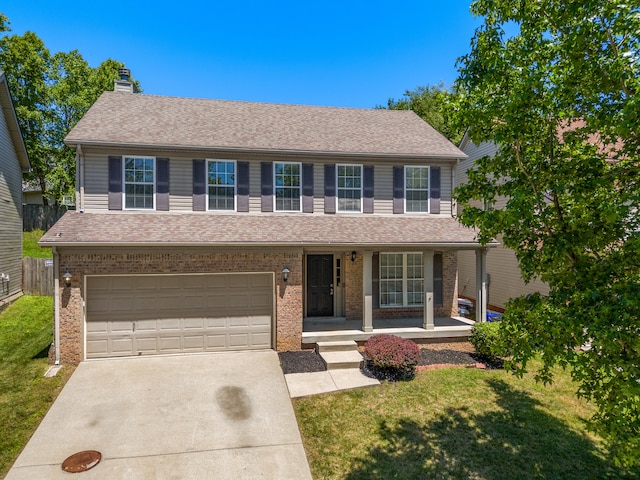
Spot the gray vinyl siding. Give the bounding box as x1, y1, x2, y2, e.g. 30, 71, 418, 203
458, 241, 549, 310
458, 137, 548, 309
0, 104, 24, 301
80, 150, 456, 216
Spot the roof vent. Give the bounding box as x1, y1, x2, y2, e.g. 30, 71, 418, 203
118, 68, 131, 81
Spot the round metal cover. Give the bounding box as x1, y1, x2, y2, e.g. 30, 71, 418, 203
61, 450, 101, 473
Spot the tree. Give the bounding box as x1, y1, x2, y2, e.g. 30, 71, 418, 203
0, 16, 140, 204
380, 83, 464, 145
453, 0, 640, 466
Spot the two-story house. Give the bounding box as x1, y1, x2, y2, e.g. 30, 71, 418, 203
41, 80, 492, 365
0, 71, 30, 307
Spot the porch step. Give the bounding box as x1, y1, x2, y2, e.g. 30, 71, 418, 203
319, 350, 364, 370
315, 340, 358, 354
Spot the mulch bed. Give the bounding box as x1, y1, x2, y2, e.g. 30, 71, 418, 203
279, 342, 503, 375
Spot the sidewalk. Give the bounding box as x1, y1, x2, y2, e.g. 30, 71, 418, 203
284, 368, 379, 398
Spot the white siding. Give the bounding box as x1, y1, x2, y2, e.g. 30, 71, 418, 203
458, 138, 549, 309
83, 153, 109, 210
0, 102, 24, 301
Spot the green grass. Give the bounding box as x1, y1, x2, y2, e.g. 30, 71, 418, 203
0, 296, 73, 478
22, 230, 52, 258
294, 363, 640, 479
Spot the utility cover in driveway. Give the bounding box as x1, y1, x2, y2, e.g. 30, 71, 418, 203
85, 273, 273, 358
5, 352, 312, 480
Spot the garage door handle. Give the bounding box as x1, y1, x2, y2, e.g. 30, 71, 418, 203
133, 321, 136, 332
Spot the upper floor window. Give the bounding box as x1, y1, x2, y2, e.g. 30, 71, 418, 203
207, 160, 236, 210
405, 166, 430, 213
337, 164, 362, 212
274, 162, 301, 211
124, 156, 155, 209
379, 252, 424, 307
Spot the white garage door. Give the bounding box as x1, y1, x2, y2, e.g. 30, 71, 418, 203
85, 273, 273, 359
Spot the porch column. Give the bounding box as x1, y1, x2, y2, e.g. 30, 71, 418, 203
423, 251, 435, 330
362, 250, 373, 332
475, 248, 488, 322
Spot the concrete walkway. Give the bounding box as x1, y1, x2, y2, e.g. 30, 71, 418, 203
6, 352, 312, 480
285, 368, 379, 398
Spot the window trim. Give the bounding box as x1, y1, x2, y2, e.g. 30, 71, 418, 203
379, 252, 424, 308
404, 165, 430, 214
336, 163, 363, 213
273, 161, 302, 212
206, 159, 237, 212
123, 155, 156, 210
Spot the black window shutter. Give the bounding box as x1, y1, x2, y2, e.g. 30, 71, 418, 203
261, 162, 273, 212
302, 163, 314, 213
393, 166, 404, 214
324, 164, 336, 214
434, 252, 444, 306
372, 252, 380, 308
192, 159, 206, 211
108, 156, 123, 210
237, 162, 249, 212
156, 158, 170, 211
430, 166, 441, 214
363, 165, 374, 214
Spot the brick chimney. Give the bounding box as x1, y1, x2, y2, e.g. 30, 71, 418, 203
114, 68, 136, 93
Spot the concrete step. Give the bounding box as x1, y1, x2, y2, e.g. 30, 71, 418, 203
315, 340, 358, 354
319, 350, 364, 370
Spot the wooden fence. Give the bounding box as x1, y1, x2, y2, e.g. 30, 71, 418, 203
23, 204, 71, 231
22, 257, 54, 296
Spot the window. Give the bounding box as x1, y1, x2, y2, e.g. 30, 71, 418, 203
274, 162, 301, 211
379, 253, 424, 307
405, 166, 430, 213
207, 160, 236, 210
337, 164, 362, 212
124, 156, 155, 209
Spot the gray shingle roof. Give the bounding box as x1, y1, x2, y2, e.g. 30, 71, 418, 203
40, 211, 484, 248
65, 92, 466, 158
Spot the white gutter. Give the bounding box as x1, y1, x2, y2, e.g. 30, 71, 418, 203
39, 241, 498, 249
451, 159, 459, 217
53, 246, 60, 365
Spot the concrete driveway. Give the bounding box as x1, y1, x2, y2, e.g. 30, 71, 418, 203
6, 351, 312, 479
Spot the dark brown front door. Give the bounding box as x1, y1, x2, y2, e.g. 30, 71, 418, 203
307, 254, 334, 317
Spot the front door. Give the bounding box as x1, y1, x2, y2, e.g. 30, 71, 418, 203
307, 254, 334, 317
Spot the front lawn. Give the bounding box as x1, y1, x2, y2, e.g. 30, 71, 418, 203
294, 362, 639, 479
0, 296, 73, 478
22, 230, 52, 258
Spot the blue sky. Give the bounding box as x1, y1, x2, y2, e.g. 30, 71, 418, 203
3, 1, 483, 108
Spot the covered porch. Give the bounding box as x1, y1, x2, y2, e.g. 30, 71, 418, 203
302, 315, 475, 344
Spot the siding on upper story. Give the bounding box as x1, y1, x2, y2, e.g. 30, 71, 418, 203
457, 135, 549, 309
80, 148, 457, 217
0, 101, 24, 301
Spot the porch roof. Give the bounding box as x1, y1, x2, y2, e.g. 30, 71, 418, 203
40, 211, 493, 249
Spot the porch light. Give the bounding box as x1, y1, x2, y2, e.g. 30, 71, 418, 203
351, 251, 357, 262
281, 268, 290, 282
63, 272, 72, 287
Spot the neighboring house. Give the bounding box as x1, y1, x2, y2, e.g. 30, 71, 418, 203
0, 71, 30, 307
22, 180, 45, 205
41, 79, 493, 365
457, 132, 549, 311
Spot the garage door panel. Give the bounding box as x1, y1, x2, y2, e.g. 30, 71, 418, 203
86, 273, 273, 359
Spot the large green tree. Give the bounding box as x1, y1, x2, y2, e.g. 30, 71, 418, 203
454, 0, 640, 466
0, 16, 140, 204
380, 83, 464, 145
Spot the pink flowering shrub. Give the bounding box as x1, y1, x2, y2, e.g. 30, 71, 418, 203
364, 334, 420, 380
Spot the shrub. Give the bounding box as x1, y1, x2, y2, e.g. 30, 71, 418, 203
470, 321, 504, 359
364, 334, 420, 381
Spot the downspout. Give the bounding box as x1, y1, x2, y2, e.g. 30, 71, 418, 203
77, 144, 85, 211
53, 246, 60, 365
451, 159, 459, 218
